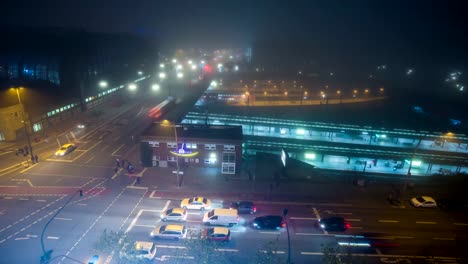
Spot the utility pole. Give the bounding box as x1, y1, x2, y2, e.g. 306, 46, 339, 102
174, 124, 181, 188
14, 88, 34, 164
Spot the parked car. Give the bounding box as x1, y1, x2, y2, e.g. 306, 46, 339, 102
150, 224, 187, 241
203, 208, 239, 227
55, 143, 76, 156
202, 227, 231, 242
410, 196, 437, 208
119, 241, 156, 261
230, 201, 256, 214
253, 215, 285, 230
319, 217, 350, 232
161, 208, 187, 222
180, 197, 211, 211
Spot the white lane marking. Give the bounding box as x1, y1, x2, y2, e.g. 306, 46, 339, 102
156, 245, 186, 249
133, 224, 155, 228
36, 200, 47, 202
312, 207, 327, 235
126, 185, 148, 190
111, 168, 123, 180
0, 196, 66, 234
290, 217, 317, 220
432, 237, 455, 240
59, 188, 129, 263
55, 217, 72, 221
111, 144, 125, 156
296, 233, 329, 236
345, 219, 361, 222
259, 231, 280, 235
47, 236, 59, 240
187, 212, 202, 215
19, 164, 38, 173
15, 237, 29, 240
77, 203, 87, 206
85, 155, 95, 164
379, 220, 399, 223
215, 248, 238, 252
415, 221, 436, 224
302, 251, 457, 261
101, 145, 109, 152
19, 198, 29, 201
453, 223, 468, 226
27, 234, 37, 238
260, 250, 285, 254
4, 197, 13, 199
0, 150, 13, 156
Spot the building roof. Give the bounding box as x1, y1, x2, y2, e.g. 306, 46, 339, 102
142, 123, 243, 142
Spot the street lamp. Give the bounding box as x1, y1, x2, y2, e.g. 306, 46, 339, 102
99, 81, 108, 88
11, 87, 34, 164
152, 84, 160, 91
159, 72, 166, 80
177, 72, 184, 79
128, 83, 137, 90
162, 120, 181, 188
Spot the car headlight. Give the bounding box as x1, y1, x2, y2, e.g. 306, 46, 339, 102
160, 214, 164, 218
150, 232, 154, 236
253, 223, 258, 226
320, 224, 325, 228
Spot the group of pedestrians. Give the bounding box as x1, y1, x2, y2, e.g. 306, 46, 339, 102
114, 158, 134, 173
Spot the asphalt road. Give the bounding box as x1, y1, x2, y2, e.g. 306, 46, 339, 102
0, 78, 467, 264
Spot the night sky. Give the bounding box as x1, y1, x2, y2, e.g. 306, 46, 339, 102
1, 0, 467, 60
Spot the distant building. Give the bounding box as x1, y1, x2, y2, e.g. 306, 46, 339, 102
0, 27, 157, 141
140, 124, 243, 175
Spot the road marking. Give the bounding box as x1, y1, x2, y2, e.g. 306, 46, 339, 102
77, 203, 87, 206
19, 163, 38, 173
19, 198, 29, 201
111, 168, 123, 180
113, 136, 121, 142
126, 185, 148, 190
15, 237, 29, 240
296, 233, 328, 236
11, 178, 34, 187
260, 250, 285, 254
47, 236, 59, 240
156, 245, 186, 249
301, 252, 323, 255
27, 234, 38, 238
4, 197, 13, 199
85, 155, 95, 164
415, 221, 436, 224
453, 223, 468, 226
290, 217, 317, 220
101, 145, 109, 152
111, 144, 125, 156
300, 252, 458, 261
379, 220, 399, 223
55, 217, 72, 221
312, 207, 328, 235
133, 224, 154, 228
0, 150, 13, 156
215, 248, 238, 252
259, 231, 280, 235
432, 237, 455, 240
345, 219, 361, 222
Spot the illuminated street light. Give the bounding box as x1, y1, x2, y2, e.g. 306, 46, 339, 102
191, 65, 197, 71
201, 60, 205, 64
159, 64, 165, 68
188, 60, 193, 65
159, 72, 166, 79
137, 71, 143, 75
152, 84, 160, 91
210, 81, 218, 88
128, 83, 137, 90
99, 81, 108, 88
172, 59, 177, 64
177, 72, 184, 79
234, 65, 239, 71
176, 64, 183, 70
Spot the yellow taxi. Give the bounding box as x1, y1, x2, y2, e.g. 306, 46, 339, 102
119, 241, 156, 261
55, 143, 76, 156
150, 224, 187, 241
180, 197, 211, 211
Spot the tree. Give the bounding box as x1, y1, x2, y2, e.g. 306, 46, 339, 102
321, 242, 368, 264
94, 229, 126, 254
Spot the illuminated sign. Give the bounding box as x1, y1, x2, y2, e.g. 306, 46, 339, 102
281, 148, 288, 167
169, 143, 199, 157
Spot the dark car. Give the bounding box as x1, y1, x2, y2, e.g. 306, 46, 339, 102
230, 201, 256, 214
253, 215, 285, 230
319, 217, 350, 232
437, 198, 468, 211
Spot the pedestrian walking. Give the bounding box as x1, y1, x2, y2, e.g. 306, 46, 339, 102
115, 158, 121, 168
34, 154, 39, 163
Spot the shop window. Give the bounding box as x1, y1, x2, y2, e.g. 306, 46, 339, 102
149, 141, 159, 147
152, 155, 160, 161
222, 152, 236, 163
167, 142, 177, 148
186, 143, 197, 149
33, 123, 42, 132
167, 156, 176, 162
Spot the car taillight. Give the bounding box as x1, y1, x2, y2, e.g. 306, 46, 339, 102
281, 223, 286, 228
253, 207, 257, 212
345, 223, 350, 228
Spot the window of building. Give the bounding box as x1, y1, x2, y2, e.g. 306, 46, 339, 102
224, 145, 235, 151
36, 64, 47, 80
167, 156, 176, 162
222, 152, 236, 163
33, 123, 42, 132
167, 142, 177, 148
205, 144, 216, 150
152, 155, 160, 161
186, 143, 197, 149
7, 64, 18, 79
23, 64, 35, 80
222, 164, 235, 174
148, 141, 159, 147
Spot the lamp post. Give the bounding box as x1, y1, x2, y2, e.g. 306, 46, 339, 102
162, 121, 181, 187
12, 87, 34, 164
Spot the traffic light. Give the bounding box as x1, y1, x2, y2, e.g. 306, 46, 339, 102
283, 208, 288, 216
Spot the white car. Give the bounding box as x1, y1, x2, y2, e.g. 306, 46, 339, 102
410, 196, 437, 208
150, 224, 187, 241
180, 197, 211, 210
119, 241, 156, 261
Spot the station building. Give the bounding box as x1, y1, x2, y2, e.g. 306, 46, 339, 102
140, 123, 243, 175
